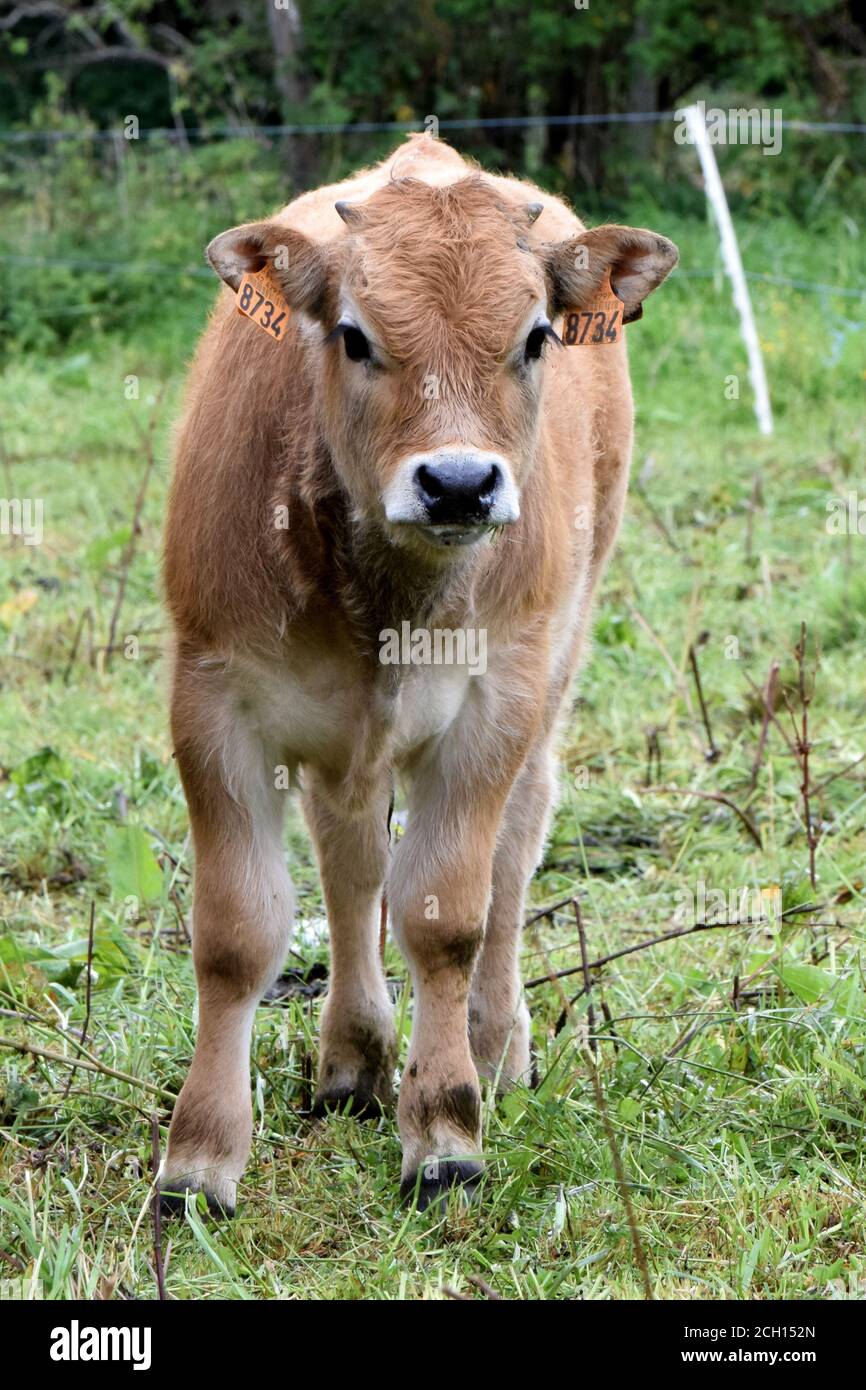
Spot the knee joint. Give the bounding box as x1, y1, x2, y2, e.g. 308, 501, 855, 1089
193, 890, 287, 1001
399, 911, 485, 978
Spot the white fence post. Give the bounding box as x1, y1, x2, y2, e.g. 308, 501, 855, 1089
684, 103, 774, 436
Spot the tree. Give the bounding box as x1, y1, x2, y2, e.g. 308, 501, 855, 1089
266, 0, 318, 189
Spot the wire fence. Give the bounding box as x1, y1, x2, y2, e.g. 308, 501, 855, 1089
1, 110, 863, 308
2, 112, 866, 142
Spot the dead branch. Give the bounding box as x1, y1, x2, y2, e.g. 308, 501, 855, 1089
466, 1274, 502, 1300
574, 898, 596, 1055
644, 784, 762, 848
747, 659, 779, 794
743, 668, 803, 770
61, 899, 95, 1102
528, 900, 822, 995
0, 1035, 170, 1099
150, 1114, 167, 1300
688, 634, 719, 762
786, 622, 818, 891
577, 927, 653, 1299
103, 386, 165, 666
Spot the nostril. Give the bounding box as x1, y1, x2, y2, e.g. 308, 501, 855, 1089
416, 464, 445, 502
478, 464, 500, 501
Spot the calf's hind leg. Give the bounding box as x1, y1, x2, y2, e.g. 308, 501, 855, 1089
161, 702, 292, 1217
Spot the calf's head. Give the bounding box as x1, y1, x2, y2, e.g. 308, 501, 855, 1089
206, 176, 677, 558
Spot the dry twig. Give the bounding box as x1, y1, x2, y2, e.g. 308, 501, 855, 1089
688, 634, 719, 762
748, 659, 780, 794
104, 386, 166, 666
0, 1035, 170, 1099
151, 1114, 167, 1300
574, 901, 653, 1300
644, 784, 762, 848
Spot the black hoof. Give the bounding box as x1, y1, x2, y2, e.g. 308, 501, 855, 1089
400, 1159, 484, 1212
311, 1087, 388, 1122
158, 1180, 234, 1220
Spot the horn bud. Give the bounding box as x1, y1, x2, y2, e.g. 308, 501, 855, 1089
335, 200, 362, 226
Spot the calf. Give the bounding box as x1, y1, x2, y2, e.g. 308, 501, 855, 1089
161, 133, 677, 1213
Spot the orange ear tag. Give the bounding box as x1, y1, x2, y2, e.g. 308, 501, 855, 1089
236, 266, 290, 342
561, 274, 624, 347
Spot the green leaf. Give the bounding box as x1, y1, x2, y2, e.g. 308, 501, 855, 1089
777, 963, 837, 1005
815, 1049, 866, 1092
739, 1235, 763, 1295
618, 1096, 642, 1123
91, 929, 139, 980
832, 975, 866, 1020
777, 963, 866, 1018
0, 935, 83, 988
105, 826, 164, 904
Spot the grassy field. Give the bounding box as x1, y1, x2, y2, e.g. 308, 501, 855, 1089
2, 158, 866, 1299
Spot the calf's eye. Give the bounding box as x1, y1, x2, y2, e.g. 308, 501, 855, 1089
524, 326, 548, 361
343, 326, 371, 362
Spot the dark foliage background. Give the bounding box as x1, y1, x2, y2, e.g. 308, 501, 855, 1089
1, 1, 865, 194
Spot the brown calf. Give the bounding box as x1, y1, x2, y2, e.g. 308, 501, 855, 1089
161, 133, 677, 1213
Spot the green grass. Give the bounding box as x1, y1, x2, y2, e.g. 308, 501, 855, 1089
1, 177, 866, 1299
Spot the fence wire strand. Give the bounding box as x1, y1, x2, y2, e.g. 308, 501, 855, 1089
1, 111, 866, 143
1, 111, 863, 304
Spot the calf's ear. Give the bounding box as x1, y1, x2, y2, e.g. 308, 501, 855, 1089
206, 219, 330, 318
546, 225, 678, 323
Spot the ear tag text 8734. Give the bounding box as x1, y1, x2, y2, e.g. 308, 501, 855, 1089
562, 274, 624, 347
236, 267, 290, 341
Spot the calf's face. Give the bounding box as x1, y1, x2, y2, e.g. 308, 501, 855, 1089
206, 176, 677, 559
325, 180, 566, 553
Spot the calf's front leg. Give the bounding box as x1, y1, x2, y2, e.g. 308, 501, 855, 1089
469, 737, 558, 1088
389, 737, 527, 1208
161, 711, 292, 1217
302, 771, 396, 1117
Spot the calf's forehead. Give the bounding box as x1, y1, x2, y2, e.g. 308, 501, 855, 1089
339, 178, 548, 365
